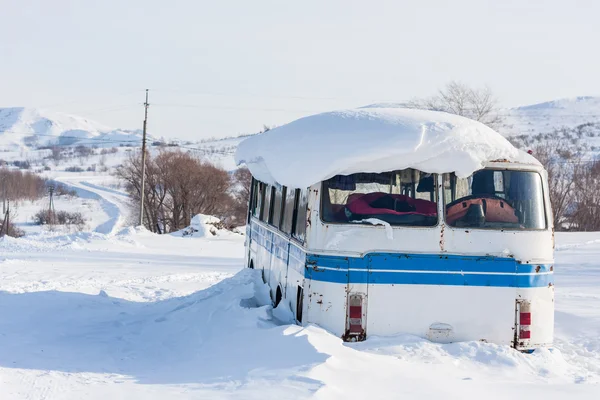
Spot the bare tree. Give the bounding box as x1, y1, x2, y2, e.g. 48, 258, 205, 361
0, 167, 47, 209
530, 138, 578, 229
115, 149, 235, 233
409, 81, 502, 129
222, 167, 252, 227
569, 160, 600, 231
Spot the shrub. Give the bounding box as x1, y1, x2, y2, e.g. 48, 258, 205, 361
51, 183, 77, 197
0, 168, 46, 201
33, 209, 86, 230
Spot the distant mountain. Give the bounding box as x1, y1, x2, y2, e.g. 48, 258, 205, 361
0, 107, 144, 149
3, 96, 600, 155
500, 96, 600, 137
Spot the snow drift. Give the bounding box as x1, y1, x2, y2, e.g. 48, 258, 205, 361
235, 107, 539, 188
170, 214, 240, 238
3, 212, 600, 398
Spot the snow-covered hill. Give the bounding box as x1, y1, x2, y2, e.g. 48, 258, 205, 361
500, 96, 600, 137
3, 96, 600, 170
0, 107, 143, 149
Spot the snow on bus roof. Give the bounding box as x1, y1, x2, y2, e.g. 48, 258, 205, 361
235, 107, 539, 189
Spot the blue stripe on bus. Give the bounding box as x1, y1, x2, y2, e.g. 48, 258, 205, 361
307, 253, 552, 274
305, 253, 553, 287
249, 219, 553, 288
305, 266, 553, 287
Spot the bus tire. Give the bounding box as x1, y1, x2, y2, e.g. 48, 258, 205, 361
249, 260, 254, 269
275, 286, 283, 308
296, 286, 304, 323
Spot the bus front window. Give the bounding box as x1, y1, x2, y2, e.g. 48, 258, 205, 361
321, 170, 438, 227
443, 169, 546, 230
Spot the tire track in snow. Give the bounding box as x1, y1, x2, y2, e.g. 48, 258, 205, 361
52, 177, 131, 235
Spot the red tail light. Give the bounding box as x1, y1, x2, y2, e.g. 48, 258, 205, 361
348, 294, 363, 335
519, 302, 532, 341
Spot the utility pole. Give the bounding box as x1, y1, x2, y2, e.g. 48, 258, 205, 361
48, 184, 56, 226
139, 89, 150, 227
1, 200, 9, 237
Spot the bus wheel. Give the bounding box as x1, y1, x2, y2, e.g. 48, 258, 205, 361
275, 286, 283, 308
296, 286, 303, 323
249, 260, 254, 269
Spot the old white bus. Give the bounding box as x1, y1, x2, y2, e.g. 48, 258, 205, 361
236, 107, 554, 351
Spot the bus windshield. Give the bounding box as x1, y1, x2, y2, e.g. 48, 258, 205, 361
321, 170, 438, 227
443, 169, 546, 230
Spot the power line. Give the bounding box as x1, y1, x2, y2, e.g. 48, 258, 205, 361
32, 89, 145, 109
151, 102, 324, 113
149, 88, 370, 102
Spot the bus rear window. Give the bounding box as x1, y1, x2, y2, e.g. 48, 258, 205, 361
321, 170, 438, 227
443, 170, 546, 230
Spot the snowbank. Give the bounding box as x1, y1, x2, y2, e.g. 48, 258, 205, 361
3, 222, 600, 398
170, 214, 237, 238
236, 107, 539, 188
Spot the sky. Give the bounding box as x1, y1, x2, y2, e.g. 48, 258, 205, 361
1, 0, 599, 140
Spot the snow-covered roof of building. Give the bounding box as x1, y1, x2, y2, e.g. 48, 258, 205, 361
235, 107, 540, 188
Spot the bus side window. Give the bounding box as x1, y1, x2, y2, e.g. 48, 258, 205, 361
278, 187, 287, 230
281, 186, 296, 235
258, 183, 266, 221
254, 181, 263, 217
250, 178, 259, 217
293, 188, 308, 242
261, 185, 272, 222
271, 185, 284, 228
268, 186, 279, 225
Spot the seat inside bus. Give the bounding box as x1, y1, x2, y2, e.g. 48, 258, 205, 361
446, 169, 519, 227
321, 171, 438, 225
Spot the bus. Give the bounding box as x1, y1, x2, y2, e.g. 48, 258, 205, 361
238, 108, 554, 351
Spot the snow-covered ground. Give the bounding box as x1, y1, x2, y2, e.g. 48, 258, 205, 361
1, 178, 600, 399
8, 173, 130, 237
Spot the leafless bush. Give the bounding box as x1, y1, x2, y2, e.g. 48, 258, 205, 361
0, 168, 47, 205
0, 208, 25, 238
33, 209, 86, 230
100, 147, 119, 155
75, 145, 94, 158
52, 183, 78, 197
408, 81, 502, 129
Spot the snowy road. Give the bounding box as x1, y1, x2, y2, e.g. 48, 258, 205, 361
51, 175, 131, 235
